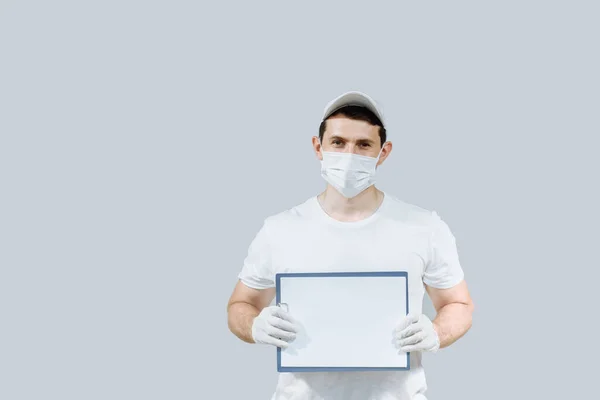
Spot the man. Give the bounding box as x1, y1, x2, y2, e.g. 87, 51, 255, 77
226, 91, 474, 400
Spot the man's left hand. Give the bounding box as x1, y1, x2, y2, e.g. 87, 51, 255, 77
392, 313, 440, 353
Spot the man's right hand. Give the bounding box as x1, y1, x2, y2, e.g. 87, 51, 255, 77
251, 305, 298, 348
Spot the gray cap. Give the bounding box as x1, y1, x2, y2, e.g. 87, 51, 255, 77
322, 91, 385, 126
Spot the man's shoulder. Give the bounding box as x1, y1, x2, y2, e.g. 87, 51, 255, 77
382, 192, 435, 227
260, 196, 318, 229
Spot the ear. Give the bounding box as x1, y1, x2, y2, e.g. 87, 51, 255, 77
377, 141, 393, 166
312, 136, 323, 161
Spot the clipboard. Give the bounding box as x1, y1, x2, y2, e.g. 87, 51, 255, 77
275, 271, 410, 372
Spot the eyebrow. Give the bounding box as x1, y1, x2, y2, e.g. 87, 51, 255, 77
329, 136, 375, 144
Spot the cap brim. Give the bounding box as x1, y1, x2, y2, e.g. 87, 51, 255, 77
322, 91, 385, 125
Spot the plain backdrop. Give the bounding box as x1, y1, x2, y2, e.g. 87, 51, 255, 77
1, 1, 599, 399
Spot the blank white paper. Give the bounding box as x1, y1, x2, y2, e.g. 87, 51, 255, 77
278, 273, 408, 369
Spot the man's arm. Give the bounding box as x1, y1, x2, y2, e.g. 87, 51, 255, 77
227, 280, 276, 343
426, 279, 474, 348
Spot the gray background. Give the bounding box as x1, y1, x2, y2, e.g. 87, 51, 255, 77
1, 1, 598, 399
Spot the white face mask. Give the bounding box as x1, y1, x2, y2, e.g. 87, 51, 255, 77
319, 143, 386, 198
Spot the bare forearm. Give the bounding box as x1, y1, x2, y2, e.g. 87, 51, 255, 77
432, 303, 473, 348
227, 302, 259, 343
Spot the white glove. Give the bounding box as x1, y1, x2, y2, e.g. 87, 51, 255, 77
251, 305, 298, 349
393, 313, 440, 353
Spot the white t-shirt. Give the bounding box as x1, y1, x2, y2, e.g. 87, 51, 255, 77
238, 192, 465, 400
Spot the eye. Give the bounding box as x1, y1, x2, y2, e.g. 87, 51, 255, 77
360, 143, 371, 147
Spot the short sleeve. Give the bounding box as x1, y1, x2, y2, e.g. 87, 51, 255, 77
423, 211, 465, 289
237, 219, 275, 289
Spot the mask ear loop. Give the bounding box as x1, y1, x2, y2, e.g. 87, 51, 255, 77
375, 141, 387, 164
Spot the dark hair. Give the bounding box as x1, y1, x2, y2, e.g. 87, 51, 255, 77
319, 105, 386, 147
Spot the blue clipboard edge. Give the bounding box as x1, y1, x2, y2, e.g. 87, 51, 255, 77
275, 271, 410, 372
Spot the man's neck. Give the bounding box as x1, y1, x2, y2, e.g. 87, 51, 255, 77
317, 185, 384, 222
